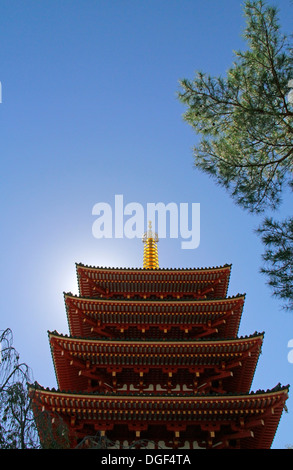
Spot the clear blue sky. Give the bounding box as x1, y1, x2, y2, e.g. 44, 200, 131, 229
0, 0, 292, 449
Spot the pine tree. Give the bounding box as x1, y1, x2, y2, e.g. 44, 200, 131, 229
256, 217, 293, 310
178, 0, 293, 310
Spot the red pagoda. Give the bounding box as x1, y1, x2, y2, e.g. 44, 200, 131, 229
30, 222, 289, 449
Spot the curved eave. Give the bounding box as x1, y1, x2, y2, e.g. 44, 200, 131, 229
76, 263, 232, 300
29, 383, 289, 449
65, 291, 244, 305
48, 330, 263, 394
64, 292, 244, 340
76, 262, 232, 272
29, 380, 290, 400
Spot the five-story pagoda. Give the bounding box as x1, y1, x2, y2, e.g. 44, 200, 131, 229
30, 222, 289, 449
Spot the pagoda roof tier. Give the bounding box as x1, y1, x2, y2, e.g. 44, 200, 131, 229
29, 383, 289, 449
64, 293, 244, 340
76, 263, 232, 300
49, 331, 263, 395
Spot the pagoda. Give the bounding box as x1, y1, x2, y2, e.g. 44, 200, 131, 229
30, 222, 289, 449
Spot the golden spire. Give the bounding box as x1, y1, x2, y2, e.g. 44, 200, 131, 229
142, 221, 159, 269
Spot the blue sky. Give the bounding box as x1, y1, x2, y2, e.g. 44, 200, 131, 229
0, 0, 292, 448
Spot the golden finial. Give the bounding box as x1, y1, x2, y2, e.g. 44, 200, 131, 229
142, 221, 159, 269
